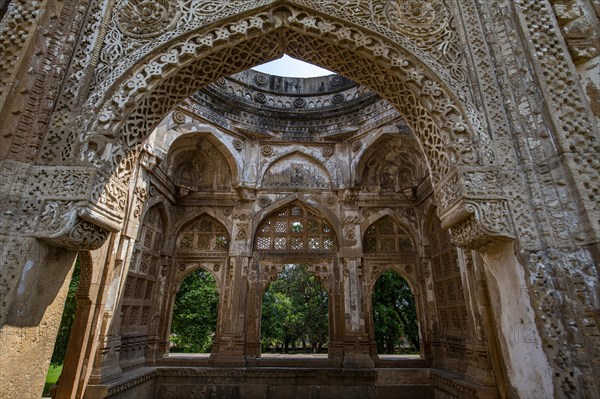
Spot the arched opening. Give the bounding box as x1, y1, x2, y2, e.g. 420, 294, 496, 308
362, 215, 425, 363
261, 264, 329, 356
169, 269, 219, 354
84, 5, 483, 195
161, 214, 230, 359
41, 7, 505, 396
372, 270, 420, 358
3, 1, 577, 397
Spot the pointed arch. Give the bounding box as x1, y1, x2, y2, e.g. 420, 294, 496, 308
361, 208, 420, 252
251, 194, 341, 246
78, 3, 487, 193
174, 213, 231, 256
355, 134, 429, 190
253, 200, 338, 254
164, 133, 237, 192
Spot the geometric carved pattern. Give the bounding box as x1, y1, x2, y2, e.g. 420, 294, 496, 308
255, 202, 336, 253
429, 215, 468, 338
120, 205, 164, 343
175, 215, 229, 254
364, 215, 414, 253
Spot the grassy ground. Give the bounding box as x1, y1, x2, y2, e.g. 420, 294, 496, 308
42, 364, 62, 397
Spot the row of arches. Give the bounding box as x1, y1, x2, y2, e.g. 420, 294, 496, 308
141, 201, 420, 255
172, 265, 419, 358
160, 131, 429, 194
106, 199, 457, 370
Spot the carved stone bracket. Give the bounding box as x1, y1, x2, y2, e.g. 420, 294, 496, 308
21, 165, 128, 250
441, 199, 516, 250
434, 166, 506, 214
434, 165, 515, 249
36, 213, 111, 250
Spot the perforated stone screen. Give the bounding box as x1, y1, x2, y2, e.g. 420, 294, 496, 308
363, 215, 414, 253
254, 203, 336, 253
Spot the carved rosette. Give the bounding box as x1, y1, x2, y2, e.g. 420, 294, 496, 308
385, 0, 449, 38
172, 110, 186, 125
116, 0, 181, 39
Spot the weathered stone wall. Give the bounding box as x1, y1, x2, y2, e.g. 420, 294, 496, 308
0, 1, 598, 398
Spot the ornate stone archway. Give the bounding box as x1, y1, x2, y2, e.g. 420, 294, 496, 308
28, 3, 513, 257
1, 1, 598, 398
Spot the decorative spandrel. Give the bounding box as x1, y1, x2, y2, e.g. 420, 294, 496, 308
255, 203, 336, 253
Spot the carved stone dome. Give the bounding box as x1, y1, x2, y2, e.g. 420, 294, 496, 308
182, 69, 408, 142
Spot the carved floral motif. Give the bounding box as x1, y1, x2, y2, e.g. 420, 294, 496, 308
116, 0, 181, 39
385, 0, 449, 38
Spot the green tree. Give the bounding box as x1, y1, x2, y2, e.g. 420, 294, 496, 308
261, 265, 328, 353
372, 271, 420, 353
261, 290, 302, 352
50, 257, 81, 365
170, 269, 219, 353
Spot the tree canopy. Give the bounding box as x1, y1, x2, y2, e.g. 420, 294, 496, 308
372, 271, 420, 354
261, 264, 328, 353
170, 269, 219, 353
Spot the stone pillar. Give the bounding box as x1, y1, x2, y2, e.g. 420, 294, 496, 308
341, 257, 374, 368
55, 244, 113, 399
87, 235, 131, 385
213, 256, 248, 366
0, 236, 77, 399
327, 257, 344, 363
147, 254, 175, 364
478, 241, 554, 399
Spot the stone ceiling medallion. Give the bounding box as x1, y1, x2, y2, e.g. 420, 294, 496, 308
385, 0, 449, 38
116, 0, 181, 39
254, 74, 268, 86
261, 145, 273, 156
322, 146, 334, 157
172, 110, 186, 124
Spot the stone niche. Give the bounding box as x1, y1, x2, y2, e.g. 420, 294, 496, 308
261, 152, 333, 190
165, 135, 233, 193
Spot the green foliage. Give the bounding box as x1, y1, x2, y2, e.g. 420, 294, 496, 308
170, 269, 219, 353
50, 258, 80, 365
261, 265, 328, 353
43, 364, 63, 397
372, 271, 420, 354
